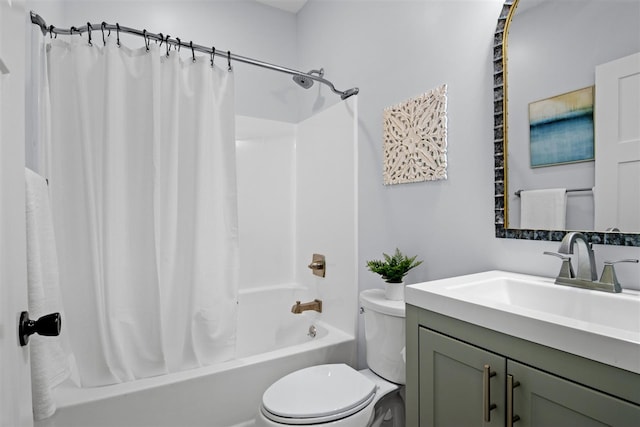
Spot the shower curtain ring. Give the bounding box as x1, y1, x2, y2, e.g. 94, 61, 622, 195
190, 41, 196, 63
210, 46, 215, 67
165, 35, 170, 57
70, 26, 77, 35
116, 23, 120, 47
158, 33, 164, 48
143, 29, 150, 51
48, 25, 54, 39
100, 24, 105, 45
176, 37, 181, 52
87, 22, 92, 46
227, 50, 232, 71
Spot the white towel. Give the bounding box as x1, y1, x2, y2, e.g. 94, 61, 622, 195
520, 188, 567, 230
25, 168, 72, 421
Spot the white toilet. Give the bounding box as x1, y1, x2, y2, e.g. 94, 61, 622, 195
256, 289, 406, 426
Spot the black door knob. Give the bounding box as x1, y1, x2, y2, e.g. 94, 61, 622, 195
18, 311, 61, 346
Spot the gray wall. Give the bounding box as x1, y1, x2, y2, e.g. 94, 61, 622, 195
294, 0, 640, 368
29, 0, 640, 371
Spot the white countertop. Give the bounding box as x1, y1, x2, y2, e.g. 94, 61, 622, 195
406, 270, 640, 374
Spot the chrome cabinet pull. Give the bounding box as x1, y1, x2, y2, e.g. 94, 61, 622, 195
483, 364, 497, 422
507, 374, 521, 427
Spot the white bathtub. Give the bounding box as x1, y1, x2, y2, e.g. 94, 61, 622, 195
37, 285, 356, 427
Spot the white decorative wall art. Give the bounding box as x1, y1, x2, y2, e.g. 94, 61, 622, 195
383, 84, 448, 185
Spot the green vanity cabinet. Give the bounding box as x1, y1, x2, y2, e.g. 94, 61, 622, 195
418, 327, 506, 426
508, 360, 639, 427
406, 304, 640, 427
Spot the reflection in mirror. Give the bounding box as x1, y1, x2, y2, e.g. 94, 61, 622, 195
493, 0, 640, 246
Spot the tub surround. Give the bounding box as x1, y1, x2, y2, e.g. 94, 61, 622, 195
237, 98, 358, 337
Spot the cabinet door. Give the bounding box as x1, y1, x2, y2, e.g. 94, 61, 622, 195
508, 360, 640, 427
419, 327, 506, 427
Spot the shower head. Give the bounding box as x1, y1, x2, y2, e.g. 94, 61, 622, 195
340, 87, 359, 100
292, 68, 325, 89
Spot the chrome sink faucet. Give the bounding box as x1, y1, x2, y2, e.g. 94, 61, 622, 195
557, 232, 597, 281
544, 232, 639, 293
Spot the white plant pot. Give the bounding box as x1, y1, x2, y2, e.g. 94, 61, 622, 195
385, 281, 405, 301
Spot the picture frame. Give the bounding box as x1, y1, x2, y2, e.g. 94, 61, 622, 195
529, 86, 594, 168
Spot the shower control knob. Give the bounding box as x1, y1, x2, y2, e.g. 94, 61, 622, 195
308, 254, 326, 278
18, 311, 61, 346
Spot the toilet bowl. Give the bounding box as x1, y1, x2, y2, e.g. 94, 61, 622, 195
256, 289, 405, 426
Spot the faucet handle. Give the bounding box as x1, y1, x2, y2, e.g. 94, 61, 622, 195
605, 259, 640, 264
543, 251, 574, 279
599, 259, 639, 293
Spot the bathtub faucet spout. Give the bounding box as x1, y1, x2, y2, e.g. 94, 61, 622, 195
291, 299, 323, 314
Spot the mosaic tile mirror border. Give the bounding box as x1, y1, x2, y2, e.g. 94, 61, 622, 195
492, 0, 639, 246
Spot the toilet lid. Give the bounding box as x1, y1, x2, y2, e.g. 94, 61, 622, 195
261, 364, 376, 424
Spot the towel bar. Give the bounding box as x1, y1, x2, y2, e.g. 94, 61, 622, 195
515, 188, 592, 197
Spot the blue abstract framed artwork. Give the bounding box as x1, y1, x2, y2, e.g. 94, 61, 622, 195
529, 86, 594, 168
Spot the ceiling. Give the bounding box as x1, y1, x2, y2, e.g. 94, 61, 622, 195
255, 0, 308, 14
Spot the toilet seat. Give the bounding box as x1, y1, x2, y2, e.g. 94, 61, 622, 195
261, 364, 377, 425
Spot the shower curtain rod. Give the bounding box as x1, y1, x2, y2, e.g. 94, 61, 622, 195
30, 12, 359, 100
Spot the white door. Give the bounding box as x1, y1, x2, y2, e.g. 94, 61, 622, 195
0, 0, 33, 426
594, 52, 640, 232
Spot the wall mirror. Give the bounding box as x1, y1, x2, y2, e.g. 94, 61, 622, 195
493, 0, 640, 246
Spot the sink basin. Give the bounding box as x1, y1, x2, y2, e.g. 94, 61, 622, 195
447, 275, 640, 336
406, 270, 640, 374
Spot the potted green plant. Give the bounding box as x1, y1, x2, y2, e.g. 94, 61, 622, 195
366, 248, 423, 300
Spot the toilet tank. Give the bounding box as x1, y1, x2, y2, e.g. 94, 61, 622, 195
359, 289, 406, 385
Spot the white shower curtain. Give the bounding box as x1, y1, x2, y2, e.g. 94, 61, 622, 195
40, 35, 239, 387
